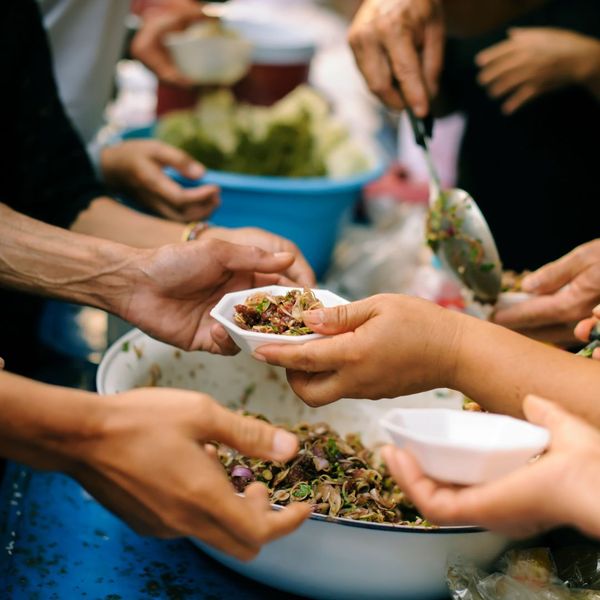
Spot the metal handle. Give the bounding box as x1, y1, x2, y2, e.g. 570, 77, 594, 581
405, 107, 434, 149
590, 322, 600, 342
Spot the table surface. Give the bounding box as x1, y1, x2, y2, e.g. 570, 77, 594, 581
0, 461, 305, 600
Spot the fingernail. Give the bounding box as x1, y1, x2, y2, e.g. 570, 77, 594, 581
186, 163, 204, 179
303, 309, 324, 326
252, 352, 266, 362
274, 252, 292, 260
273, 430, 298, 458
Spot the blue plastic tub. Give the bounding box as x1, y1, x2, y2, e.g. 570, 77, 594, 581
121, 126, 385, 277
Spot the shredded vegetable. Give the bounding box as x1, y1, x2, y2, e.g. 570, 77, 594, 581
218, 418, 431, 526
234, 288, 323, 335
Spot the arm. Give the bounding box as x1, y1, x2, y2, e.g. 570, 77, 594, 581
254, 294, 600, 426
0, 369, 310, 558
0, 203, 296, 353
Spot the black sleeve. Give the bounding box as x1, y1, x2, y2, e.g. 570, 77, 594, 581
0, 0, 108, 229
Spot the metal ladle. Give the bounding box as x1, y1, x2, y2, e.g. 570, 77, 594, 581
403, 106, 503, 303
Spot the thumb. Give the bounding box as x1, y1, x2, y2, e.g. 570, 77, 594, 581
522, 248, 587, 294
302, 299, 374, 335
153, 142, 205, 180
523, 394, 566, 430
208, 404, 299, 463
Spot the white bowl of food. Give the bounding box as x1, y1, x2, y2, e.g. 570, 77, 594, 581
97, 329, 511, 600
209, 285, 349, 354
164, 21, 253, 85
381, 408, 550, 485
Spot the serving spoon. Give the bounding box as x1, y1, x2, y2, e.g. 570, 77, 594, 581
403, 105, 503, 303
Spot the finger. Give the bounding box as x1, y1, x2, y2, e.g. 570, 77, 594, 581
594, 304, 600, 319
152, 142, 205, 180
207, 404, 299, 462
254, 334, 349, 372
210, 323, 239, 355
286, 369, 344, 407
593, 348, 600, 361
0, 356, 4, 369
349, 27, 405, 109
502, 84, 540, 115
574, 317, 596, 342
492, 293, 569, 329
210, 240, 295, 275
477, 54, 523, 87
302, 298, 376, 335
422, 18, 445, 98
475, 40, 516, 67
522, 247, 591, 294
284, 254, 316, 288
387, 34, 430, 116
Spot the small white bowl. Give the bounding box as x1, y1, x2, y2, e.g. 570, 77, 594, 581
380, 408, 549, 485
164, 22, 253, 85
210, 285, 348, 354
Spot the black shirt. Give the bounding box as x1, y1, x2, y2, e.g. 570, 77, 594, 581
0, 0, 107, 374
442, 0, 600, 271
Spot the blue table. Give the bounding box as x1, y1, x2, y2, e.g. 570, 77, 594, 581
0, 462, 304, 600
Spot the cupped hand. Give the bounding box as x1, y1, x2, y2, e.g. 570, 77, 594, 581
204, 227, 315, 288
493, 240, 600, 331
66, 388, 311, 560
348, 0, 444, 115
476, 27, 600, 114
254, 294, 461, 407
382, 395, 600, 539
122, 238, 297, 353
131, 4, 208, 87
101, 140, 220, 222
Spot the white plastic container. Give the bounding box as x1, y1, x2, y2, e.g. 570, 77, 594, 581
381, 408, 550, 485
209, 285, 348, 354
164, 22, 252, 85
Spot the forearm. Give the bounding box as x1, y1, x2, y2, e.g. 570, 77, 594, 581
450, 315, 600, 425
0, 203, 140, 313
0, 370, 102, 472
71, 197, 185, 248
576, 37, 600, 100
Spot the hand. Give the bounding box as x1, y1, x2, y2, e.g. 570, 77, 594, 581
493, 240, 600, 331
101, 140, 220, 222
131, 4, 208, 87
382, 395, 600, 539
348, 0, 444, 115
476, 27, 600, 114
122, 238, 298, 353
64, 388, 311, 559
574, 304, 600, 360
205, 227, 315, 288
254, 294, 460, 406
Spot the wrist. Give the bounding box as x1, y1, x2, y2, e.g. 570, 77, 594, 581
434, 307, 466, 389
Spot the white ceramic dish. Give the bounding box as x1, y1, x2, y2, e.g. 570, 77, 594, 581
381, 408, 550, 485
97, 329, 510, 600
164, 22, 252, 85
209, 285, 348, 354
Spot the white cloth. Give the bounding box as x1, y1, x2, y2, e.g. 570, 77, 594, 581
38, 0, 131, 165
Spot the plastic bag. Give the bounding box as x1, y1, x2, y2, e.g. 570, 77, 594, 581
448, 548, 600, 600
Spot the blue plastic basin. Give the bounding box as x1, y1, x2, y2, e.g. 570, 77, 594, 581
121, 126, 385, 277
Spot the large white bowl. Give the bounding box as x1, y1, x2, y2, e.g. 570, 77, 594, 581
97, 328, 510, 600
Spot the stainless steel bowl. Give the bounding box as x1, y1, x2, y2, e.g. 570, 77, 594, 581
97, 329, 510, 600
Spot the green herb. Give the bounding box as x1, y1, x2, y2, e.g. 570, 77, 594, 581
121, 341, 130, 352
292, 482, 312, 499
326, 438, 340, 461
480, 262, 495, 273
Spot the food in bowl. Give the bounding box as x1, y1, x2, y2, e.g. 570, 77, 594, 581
156, 85, 372, 177
234, 288, 322, 335
218, 417, 429, 526
501, 270, 530, 292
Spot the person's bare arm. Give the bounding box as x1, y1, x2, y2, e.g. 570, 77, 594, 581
0, 369, 310, 558
255, 294, 600, 427
0, 203, 298, 353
